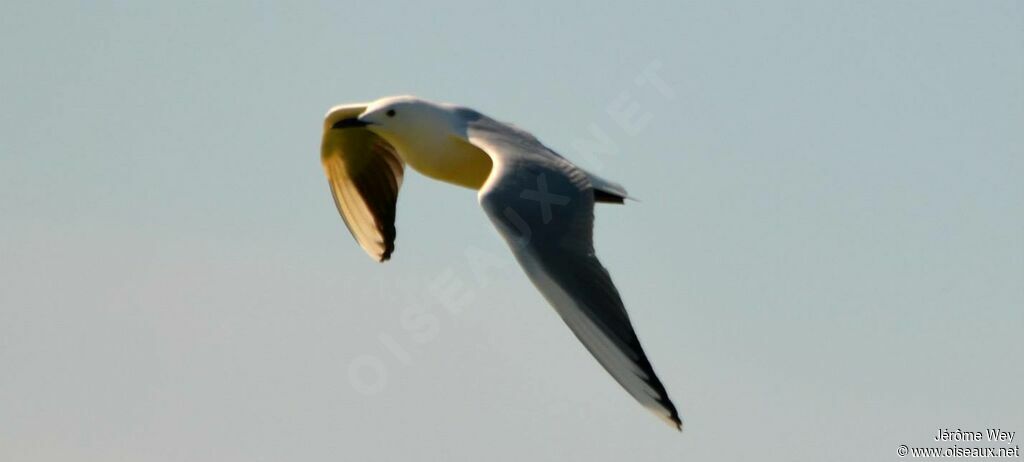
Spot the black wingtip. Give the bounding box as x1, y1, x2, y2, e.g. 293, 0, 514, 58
378, 239, 394, 262
664, 401, 683, 432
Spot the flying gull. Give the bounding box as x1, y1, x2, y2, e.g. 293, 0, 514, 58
320, 95, 681, 430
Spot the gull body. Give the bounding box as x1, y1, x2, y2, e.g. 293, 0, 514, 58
327, 96, 491, 189
320, 95, 681, 429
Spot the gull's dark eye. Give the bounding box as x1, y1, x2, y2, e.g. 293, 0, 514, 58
386, 109, 396, 118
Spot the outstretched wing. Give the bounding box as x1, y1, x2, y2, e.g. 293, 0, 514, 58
465, 115, 682, 430
321, 104, 404, 262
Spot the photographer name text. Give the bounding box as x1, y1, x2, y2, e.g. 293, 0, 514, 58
934, 428, 1015, 444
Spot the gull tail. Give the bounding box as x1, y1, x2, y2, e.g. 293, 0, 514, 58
585, 170, 633, 204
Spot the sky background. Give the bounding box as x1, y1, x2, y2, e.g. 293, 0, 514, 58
1, 1, 1022, 461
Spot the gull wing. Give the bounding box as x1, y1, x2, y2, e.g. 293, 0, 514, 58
465, 114, 682, 429
321, 104, 405, 262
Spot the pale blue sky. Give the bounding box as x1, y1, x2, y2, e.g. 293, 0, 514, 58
1, 1, 1022, 461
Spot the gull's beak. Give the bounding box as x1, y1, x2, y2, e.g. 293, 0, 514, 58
331, 117, 372, 129
357, 112, 377, 126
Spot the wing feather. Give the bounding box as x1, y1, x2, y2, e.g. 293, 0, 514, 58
321, 106, 404, 262
466, 116, 682, 429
